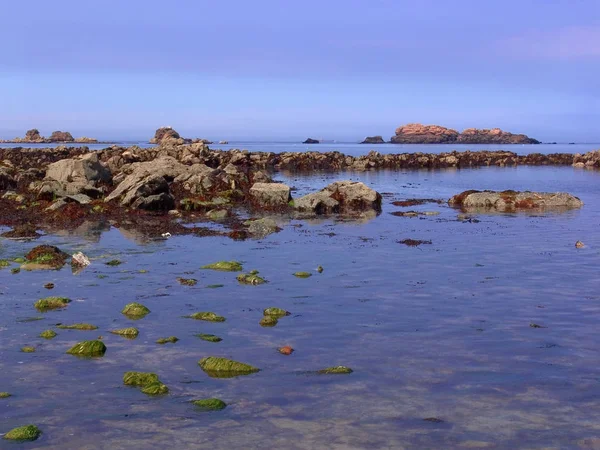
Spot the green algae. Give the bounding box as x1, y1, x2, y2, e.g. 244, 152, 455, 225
293, 271, 312, 278
57, 323, 98, 330
123, 372, 168, 396
105, 259, 122, 266
21, 346, 35, 353
201, 260, 243, 272
34, 296, 71, 312
156, 336, 179, 344
16, 316, 43, 323
263, 307, 290, 318
186, 312, 225, 322
13, 257, 26, 264
0, 392, 11, 398
177, 277, 197, 286
3, 425, 41, 441
23, 245, 69, 270
198, 356, 260, 378
39, 329, 57, 339
195, 334, 222, 342
0, 259, 11, 267
260, 316, 278, 327
122, 302, 150, 319
317, 366, 353, 374
206, 284, 224, 289
109, 327, 139, 338
141, 382, 169, 396
237, 272, 266, 285
66, 340, 106, 357
192, 398, 227, 411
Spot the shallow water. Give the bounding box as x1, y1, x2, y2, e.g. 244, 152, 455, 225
2, 166, 600, 449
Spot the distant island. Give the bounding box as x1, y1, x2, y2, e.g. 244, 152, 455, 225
0, 128, 98, 144
387, 123, 540, 144
303, 138, 320, 144
150, 126, 213, 145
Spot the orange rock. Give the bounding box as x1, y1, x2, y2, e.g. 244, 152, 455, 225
278, 346, 294, 355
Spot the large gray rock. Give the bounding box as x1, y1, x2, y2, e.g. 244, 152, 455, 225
294, 192, 340, 214
294, 181, 381, 215
244, 217, 281, 238
249, 183, 291, 209
45, 153, 112, 184
449, 190, 583, 210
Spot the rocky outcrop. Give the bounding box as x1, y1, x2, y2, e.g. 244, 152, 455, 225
391, 124, 459, 144
390, 123, 539, 144
360, 136, 385, 144
1, 129, 97, 143
49, 131, 74, 142
150, 127, 182, 144
25, 129, 43, 142
303, 138, 320, 144
295, 181, 381, 214
249, 183, 291, 209
449, 190, 583, 211
573, 151, 600, 168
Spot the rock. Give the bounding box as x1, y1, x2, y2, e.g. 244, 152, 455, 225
105, 259, 122, 266
279, 346, 294, 355
457, 128, 540, 144
131, 192, 175, 211
186, 312, 225, 322
317, 366, 353, 374
576, 240, 585, 248
177, 277, 197, 286
398, 239, 432, 246
141, 383, 169, 395
0, 392, 11, 398
244, 217, 281, 238
303, 138, 320, 144
249, 183, 291, 209
123, 372, 168, 396
296, 181, 381, 215
110, 327, 139, 338
218, 141, 229, 145
56, 323, 98, 330
121, 302, 150, 319
49, 131, 75, 142
201, 261, 242, 271
448, 190, 583, 211
44, 283, 55, 289
25, 129, 43, 142
317, 265, 324, 273
293, 192, 340, 214
263, 307, 290, 318
198, 356, 260, 378
149, 126, 181, 144
156, 336, 179, 344
293, 271, 312, 278
23, 245, 70, 270
237, 271, 267, 285
45, 153, 111, 185
3, 425, 41, 441
391, 123, 459, 144
34, 296, 71, 311
21, 346, 35, 353
206, 209, 229, 220
71, 252, 91, 267
360, 136, 385, 144
192, 398, 227, 411
195, 333, 222, 342
39, 329, 57, 339
66, 340, 106, 357
260, 316, 278, 327
0, 169, 16, 191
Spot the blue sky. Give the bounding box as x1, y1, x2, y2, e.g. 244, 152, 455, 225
1, 0, 598, 142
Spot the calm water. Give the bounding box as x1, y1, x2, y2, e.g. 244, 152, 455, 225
2, 141, 599, 156
2, 166, 600, 449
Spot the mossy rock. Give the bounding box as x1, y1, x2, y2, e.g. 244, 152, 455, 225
110, 327, 139, 338
260, 316, 278, 327
123, 371, 160, 387
3, 425, 41, 441
198, 356, 260, 378
105, 259, 122, 266
122, 302, 150, 319
317, 366, 353, 375
263, 307, 290, 318
0, 392, 11, 398
23, 245, 69, 270
141, 382, 169, 396
21, 346, 35, 353
237, 272, 266, 285
156, 336, 179, 344
317, 265, 324, 273
186, 312, 225, 322
13, 257, 26, 264
34, 296, 71, 312
192, 398, 227, 411
57, 323, 98, 330
11, 267, 20, 274
293, 271, 312, 278
201, 261, 243, 272
195, 334, 222, 342
177, 277, 197, 286
66, 340, 106, 357
0, 259, 11, 267
39, 329, 57, 339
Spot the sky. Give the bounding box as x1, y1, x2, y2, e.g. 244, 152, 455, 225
0, 0, 598, 142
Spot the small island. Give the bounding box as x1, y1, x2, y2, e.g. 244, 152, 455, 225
0, 129, 98, 144
389, 123, 540, 144
360, 136, 385, 144
303, 138, 320, 144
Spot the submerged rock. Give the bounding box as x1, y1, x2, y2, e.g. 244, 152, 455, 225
156, 336, 179, 344
23, 245, 69, 270
34, 296, 71, 312
57, 323, 98, 330
140, 382, 169, 396
237, 271, 267, 285
195, 334, 222, 342
39, 329, 57, 339
21, 346, 35, 353
3, 425, 41, 441
105, 259, 122, 266
186, 312, 226, 322
110, 327, 139, 338
263, 307, 290, 318
244, 217, 281, 238
260, 316, 278, 327
121, 302, 150, 319
192, 398, 227, 411
201, 261, 243, 272
198, 356, 260, 378
278, 346, 294, 355
123, 371, 169, 396
66, 340, 106, 357
177, 277, 197, 286
0, 392, 11, 398
398, 239, 432, 247
449, 190, 583, 211
317, 366, 353, 374
576, 240, 585, 248
293, 271, 312, 278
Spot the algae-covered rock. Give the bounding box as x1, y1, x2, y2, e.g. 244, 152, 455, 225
195, 334, 222, 342
237, 272, 267, 285
317, 366, 353, 374
156, 336, 179, 344
13, 257, 26, 264
186, 312, 225, 322
34, 296, 71, 312
11, 267, 20, 274
122, 302, 150, 319
141, 382, 169, 396
192, 398, 227, 411
123, 371, 160, 387
198, 356, 260, 378
57, 323, 98, 330
0, 259, 11, 267
279, 346, 294, 355
263, 307, 290, 318
3, 424, 41, 441
293, 271, 312, 278
21, 346, 35, 353
66, 340, 106, 357
0, 392, 11, 398
23, 245, 69, 270
110, 327, 139, 338
177, 277, 197, 286
201, 260, 243, 271
317, 265, 324, 273
260, 316, 278, 327
39, 329, 57, 339
105, 259, 122, 266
